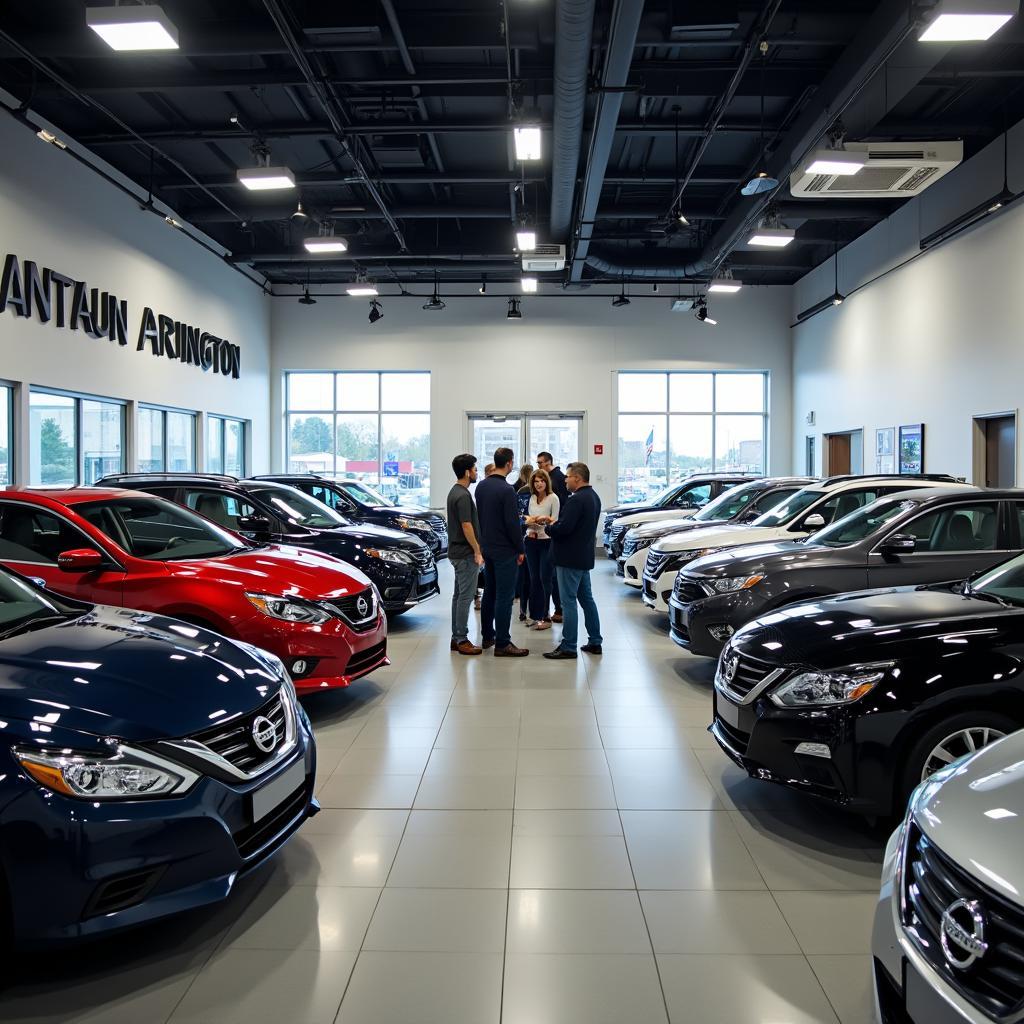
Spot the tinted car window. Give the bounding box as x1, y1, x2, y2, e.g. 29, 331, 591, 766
0, 504, 92, 564
675, 484, 712, 508
814, 499, 917, 547
307, 483, 352, 513
183, 490, 257, 531
692, 483, 758, 522
247, 485, 347, 529
340, 481, 394, 506
811, 488, 883, 527
900, 502, 1000, 552
751, 489, 822, 527
748, 487, 801, 515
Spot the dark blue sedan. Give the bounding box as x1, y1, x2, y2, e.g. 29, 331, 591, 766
0, 567, 318, 947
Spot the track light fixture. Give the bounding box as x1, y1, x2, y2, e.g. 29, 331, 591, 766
368, 300, 383, 324
423, 293, 446, 310
479, 277, 487, 295
612, 280, 630, 308
299, 288, 316, 306
694, 297, 717, 326
507, 297, 523, 320
290, 201, 309, 223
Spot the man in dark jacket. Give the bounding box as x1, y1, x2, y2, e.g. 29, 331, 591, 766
474, 447, 529, 657
535, 451, 567, 620
536, 461, 603, 659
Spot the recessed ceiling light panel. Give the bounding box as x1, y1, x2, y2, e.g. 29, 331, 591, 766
516, 230, 537, 251
919, 0, 1017, 40
513, 126, 542, 161
303, 237, 348, 253
347, 286, 379, 297
708, 277, 742, 293
521, 277, 538, 293
237, 166, 296, 191
747, 227, 795, 247
803, 148, 866, 176
86, 4, 180, 50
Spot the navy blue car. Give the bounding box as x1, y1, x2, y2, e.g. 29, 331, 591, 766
0, 566, 317, 947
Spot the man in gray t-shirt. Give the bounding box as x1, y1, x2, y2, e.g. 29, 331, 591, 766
447, 453, 484, 654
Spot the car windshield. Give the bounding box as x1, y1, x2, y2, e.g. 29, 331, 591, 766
650, 483, 682, 506
971, 554, 1024, 606
751, 488, 823, 527
247, 485, 348, 529
340, 481, 395, 507
78, 497, 246, 561
692, 482, 760, 522
812, 499, 918, 548
0, 568, 77, 637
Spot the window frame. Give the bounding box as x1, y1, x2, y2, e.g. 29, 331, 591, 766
0, 380, 14, 486
138, 404, 198, 473
207, 414, 247, 477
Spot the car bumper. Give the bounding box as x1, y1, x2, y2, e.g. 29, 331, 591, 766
380, 567, 440, 612
2, 723, 318, 947
641, 571, 675, 612
668, 591, 765, 658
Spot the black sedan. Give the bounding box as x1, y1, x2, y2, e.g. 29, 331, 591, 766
96, 474, 439, 614
253, 474, 448, 557
670, 486, 1019, 657
710, 550, 1024, 818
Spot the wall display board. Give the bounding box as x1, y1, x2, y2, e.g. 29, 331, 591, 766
875, 427, 896, 474
899, 424, 924, 474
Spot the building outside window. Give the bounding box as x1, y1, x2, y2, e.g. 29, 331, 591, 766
0, 384, 11, 486
286, 371, 430, 506
617, 371, 767, 503
29, 389, 126, 486
139, 407, 197, 472
207, 415, 246, 476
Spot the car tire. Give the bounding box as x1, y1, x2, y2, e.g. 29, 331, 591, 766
897, 710, 1018, 812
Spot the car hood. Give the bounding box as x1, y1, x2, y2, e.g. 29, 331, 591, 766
0, 605, 285, 743
731, 586, 1015, 668
652, 523, 790, 553
172, 544, 373, 600
616, 508, 697, 528
631, 517, 728, 540
914, 732, 1024, 906
334, 523, 426, 549
606, 502, 659, 518
374, 503, 430, 516
686, 538, 819, 576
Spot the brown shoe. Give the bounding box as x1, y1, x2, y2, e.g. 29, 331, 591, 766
551, 612, 563, 623
494, 643, 529, 657
482, 639, 495, 650
456, 640, 483, 656
450, 639, 458, 651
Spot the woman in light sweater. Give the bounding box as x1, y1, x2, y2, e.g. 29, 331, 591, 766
523, 468, 560, 629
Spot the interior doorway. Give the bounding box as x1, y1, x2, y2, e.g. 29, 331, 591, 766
468, 413, 583, 473
973, 412, 1017, 487
823, 429, 863, 475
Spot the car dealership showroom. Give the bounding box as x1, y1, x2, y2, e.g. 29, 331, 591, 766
5, 1, 1024, 1022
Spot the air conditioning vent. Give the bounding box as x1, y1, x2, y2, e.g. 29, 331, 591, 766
790, 141, 962, 198
522, 244, 566, 272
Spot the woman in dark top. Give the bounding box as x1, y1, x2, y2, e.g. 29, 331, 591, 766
515, 463, 533, 620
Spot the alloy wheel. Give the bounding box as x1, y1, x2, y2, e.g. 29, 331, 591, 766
920, 726, 1007, 780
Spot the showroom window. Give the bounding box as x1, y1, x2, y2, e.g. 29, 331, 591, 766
617, 371, 767, 503
138, 406, 197, 472
0, 383, 12, 486
207, 415, 246, 476
285, 371, 430, 505
29, 389, 126, 485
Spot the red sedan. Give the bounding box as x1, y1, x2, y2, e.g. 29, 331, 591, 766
0, 487, 388, 693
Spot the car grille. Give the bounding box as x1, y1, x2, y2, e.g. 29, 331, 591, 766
903, 824, 1024, 1020
714, 716, 751, 756
329, 587, 379, 631
644, 549, 670, 580
622, 535, 640, 558
411, 547, 436, 573
346, 639, 387, 678
233, 777, 309, 860
83, 865, 167, 919
189, 693, 288, 776
674, 574, 708, 604
719, 652, 780, 702
425, 513, 447, 538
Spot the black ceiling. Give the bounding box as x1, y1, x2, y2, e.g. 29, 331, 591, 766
2, 0, 1024, 292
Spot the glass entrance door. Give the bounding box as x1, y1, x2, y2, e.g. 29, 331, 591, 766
468, 414, 582, 472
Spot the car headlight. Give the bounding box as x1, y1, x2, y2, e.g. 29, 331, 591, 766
708, 574, 764, 594
15, 745, 197, 799
634, 538, 652, 552
396, 517, 431, 532
245, 592, 332, 624
770, 661, 894, 708
691, 547, 723, 559
366, 547, 413, 565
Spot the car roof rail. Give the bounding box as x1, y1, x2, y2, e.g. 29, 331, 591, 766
96, 472, 241, 484
819, 473, 961, 486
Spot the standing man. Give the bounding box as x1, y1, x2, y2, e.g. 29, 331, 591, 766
536, 451, 567, 622
475, 447, 529, 657
539, 462, 602, 660
447, 453, 485, 656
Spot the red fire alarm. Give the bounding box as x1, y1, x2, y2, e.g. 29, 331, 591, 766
593, 443, 604, 455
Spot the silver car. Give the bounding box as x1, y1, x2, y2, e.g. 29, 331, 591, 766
873, 730, 1024, 1022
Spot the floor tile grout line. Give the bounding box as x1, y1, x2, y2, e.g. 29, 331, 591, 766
498, 690, 522, 1024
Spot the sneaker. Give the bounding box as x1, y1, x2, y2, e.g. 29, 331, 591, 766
542, 647, 577, 660
455, 640, 483, 656
551, 612, 563, 623
494, 643, 529, 657
580, 643, 603, 655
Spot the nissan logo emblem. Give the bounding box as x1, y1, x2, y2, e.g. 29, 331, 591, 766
941, 898, 989, 970
356, 595, 370, 617
251, 715, 278, 754
723, 655, 739, 684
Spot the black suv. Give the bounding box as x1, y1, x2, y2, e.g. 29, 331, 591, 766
671, 486, 1019, 657
711, 543, 1024, 818
252, 475, 447, 558
95, 474, 439, 614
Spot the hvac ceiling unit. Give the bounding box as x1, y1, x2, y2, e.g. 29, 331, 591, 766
521, 244, 566, 272
789, 141, 963, 198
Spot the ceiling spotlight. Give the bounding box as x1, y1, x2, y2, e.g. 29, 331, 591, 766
303, 234, 348, 253
919, 0, 1018, 40
741, 170, 779, 196
164, 216, 183, 229
290, 201, 309, 223
694, 298, 717, 326
479, 277, 487, 295
347, 285, 379, 297
86, 4, 179, 51
612, 290, 630, 308
516, 229, 537, 251
368, 300, 383, 324
675, 209, 689, 226
521, 277, 538, 293
423, 292, 446, 310
237, 165, 296, 191
36, 128, 67, 150
708, 273, 742, 293
299, 288, 316, 306
507, 297, 523, 319
803, 146, 866, 176
513, 126, 542, 161
747, 226, 795, 247
832, 292, 845, 306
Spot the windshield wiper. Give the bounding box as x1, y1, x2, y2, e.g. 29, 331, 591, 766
0, 614, 70, 642
962, 581, 1013, 607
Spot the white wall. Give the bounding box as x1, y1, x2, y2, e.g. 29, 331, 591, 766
792, 120, 1024, 482
271, 287, 793, 509
0, 110, 272, 476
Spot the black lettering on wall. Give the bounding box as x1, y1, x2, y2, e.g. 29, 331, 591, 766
0, 255, 28, 317
199, 332, 215, 371
50, 272, 73, 327
110, 296, 128, 346
183, 325, 201, 366
158, 314, 176, 358
24, 262, 51, 323
90, 289, 110, 339
70, 281, 100, 337
137, 306, 159, 353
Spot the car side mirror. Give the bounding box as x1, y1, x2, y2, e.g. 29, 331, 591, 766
238, 514, 273, 539
880, 533, 917, 554
57, 548, 105, 573
802, 513, 826, 531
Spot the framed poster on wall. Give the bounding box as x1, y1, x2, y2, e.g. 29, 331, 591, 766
875, 427, 895, 474
899, 424, 924, 475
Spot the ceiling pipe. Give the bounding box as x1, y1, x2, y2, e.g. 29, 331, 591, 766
549, 0, 596, 242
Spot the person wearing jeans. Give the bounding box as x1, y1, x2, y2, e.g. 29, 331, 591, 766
446, 453, 485, 655
537, 462, 603, 659
523, 468, 559, 628
536, 452, 568, 622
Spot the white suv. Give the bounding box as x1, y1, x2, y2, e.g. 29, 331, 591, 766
640, 475, 965, 612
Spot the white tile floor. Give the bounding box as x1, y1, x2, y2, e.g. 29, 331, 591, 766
1, 560, 885, 1023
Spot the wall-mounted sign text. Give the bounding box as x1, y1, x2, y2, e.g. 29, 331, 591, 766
0, 253, 241, 380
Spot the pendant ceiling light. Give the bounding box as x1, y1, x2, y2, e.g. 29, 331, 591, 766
741, 41, 779, 196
